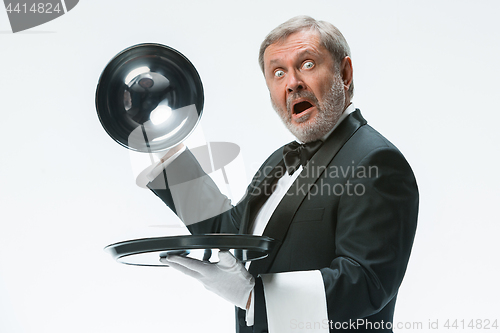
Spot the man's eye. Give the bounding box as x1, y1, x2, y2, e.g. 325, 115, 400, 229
274, 70, 285, 78
303, 61, 314, 69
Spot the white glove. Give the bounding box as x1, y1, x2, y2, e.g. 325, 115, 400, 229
162, 251, 254, 309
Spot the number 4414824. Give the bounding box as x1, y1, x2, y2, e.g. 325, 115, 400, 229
5, 3, 62, 14
444, 319, 498, 330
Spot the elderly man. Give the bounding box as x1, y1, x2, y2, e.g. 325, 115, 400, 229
147, 16, 418, 333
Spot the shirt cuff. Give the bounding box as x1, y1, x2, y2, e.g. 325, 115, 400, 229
135, 145, 187, 187
261, 270, 329, 332
245, 287, 255, 326
150, 146, 187, 180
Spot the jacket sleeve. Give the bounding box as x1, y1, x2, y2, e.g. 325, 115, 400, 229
147, 147, 242, 234
146, 147, 280, 235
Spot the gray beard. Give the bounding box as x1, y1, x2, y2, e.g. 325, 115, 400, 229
271, 74, 346, 143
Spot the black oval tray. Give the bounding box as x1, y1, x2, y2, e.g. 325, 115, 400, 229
104, 234, 275, 267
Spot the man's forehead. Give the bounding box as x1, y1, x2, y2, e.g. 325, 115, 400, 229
264, 30, 323, 65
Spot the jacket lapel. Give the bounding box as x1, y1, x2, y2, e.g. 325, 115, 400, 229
239, 156, 285, 235
249, 110, 367, 275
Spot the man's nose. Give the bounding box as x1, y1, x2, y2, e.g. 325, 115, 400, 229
286, 71, 304, 93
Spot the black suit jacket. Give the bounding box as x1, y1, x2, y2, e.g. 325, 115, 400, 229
148, 110, 418, 333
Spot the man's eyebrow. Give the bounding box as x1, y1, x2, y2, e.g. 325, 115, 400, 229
268, 58, 281, 67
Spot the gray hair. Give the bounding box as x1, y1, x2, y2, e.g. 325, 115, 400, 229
258, 15, 354, 99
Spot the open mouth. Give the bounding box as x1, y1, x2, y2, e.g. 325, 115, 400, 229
293, 101, 313, 115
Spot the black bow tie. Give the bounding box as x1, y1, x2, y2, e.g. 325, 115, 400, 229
283, 140, 323, 175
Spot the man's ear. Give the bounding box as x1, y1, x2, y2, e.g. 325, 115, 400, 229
340, 56, 353, 91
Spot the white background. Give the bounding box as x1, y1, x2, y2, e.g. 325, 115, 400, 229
1, 1, 499, 332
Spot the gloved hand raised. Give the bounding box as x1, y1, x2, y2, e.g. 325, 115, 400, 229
162, 251, 254, 309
